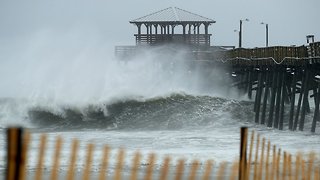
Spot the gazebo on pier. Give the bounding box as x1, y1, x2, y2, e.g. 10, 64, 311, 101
129, 7, 216, 47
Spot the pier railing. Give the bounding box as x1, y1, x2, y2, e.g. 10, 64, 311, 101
227, 46, 308, 63
114, 46, 137, 60
310, 42, 320, 57
115, 41, 320, 62
134, 34, 211, 46
4, 127, 320, 180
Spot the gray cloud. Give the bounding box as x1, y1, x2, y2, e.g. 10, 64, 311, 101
0, 0, 319, 50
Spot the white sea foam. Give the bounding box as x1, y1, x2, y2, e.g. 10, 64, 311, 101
0, 30, 235, 127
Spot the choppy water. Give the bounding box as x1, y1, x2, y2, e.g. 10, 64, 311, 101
0, 47, 319, 177
0, 93, 319, 175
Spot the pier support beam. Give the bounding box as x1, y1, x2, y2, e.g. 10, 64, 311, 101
254, 71, 264, 123
299, 69, 310, 131
247, 70, 253, 99
289, 71, 297, 130
267, 69, 278, 127
223, 43, 320, 132
261, 70, 270, 125
294, 76, 304, 131
274, 71, 283, 128
279, 72, 287, 130
311, 82, 320, 132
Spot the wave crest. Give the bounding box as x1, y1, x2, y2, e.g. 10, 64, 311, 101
21, 93, 255, 131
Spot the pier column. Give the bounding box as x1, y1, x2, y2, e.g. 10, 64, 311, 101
136, 23, 142, 45
182, 24, 186, 43
267, 68, 278, 127
145, 24, 150, 44
279, 71, 287, 130
311, 81, 320, 132
149, 25, 153, 44
274, 70, 284, 129
150, 24, 152, 34
197, 24, 200, 34
261, 69, 271, 125
289, 70, 297, 130
254, 69, 264, 123
293, 77, 304, 131
204, 23, 209, 46
154, 24, 158, 34
161, 25, 166, 42
247, 69, 253, 99
171, 25, 175, 35
299, 69, 311, 131
204, 23, 209, 35
145, 24, 149, 34
197, 24, 200, 44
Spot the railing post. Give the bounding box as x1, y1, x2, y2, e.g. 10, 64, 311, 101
239, 127, 248, 180
6, 127, 23, 180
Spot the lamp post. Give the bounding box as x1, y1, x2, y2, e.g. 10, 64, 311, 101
234, 29, 239, 47
239, 18, 249, 48
261, 22, 269, 47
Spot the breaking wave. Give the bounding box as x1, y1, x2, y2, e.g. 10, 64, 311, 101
0, 93, 255, 131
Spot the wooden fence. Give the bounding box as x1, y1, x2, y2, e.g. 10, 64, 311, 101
4, 127, 320, 180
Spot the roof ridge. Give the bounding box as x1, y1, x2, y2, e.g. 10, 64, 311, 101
175, 7, 215, 22
129, 7, 215, 23
172, 7, 180, 22
130, 7, 172, 22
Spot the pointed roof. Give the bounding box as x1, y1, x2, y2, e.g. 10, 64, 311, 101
130, 7, 215, 24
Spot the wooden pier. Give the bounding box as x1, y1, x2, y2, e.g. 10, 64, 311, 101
116, 7, 320, 132
220, 42, 320, 132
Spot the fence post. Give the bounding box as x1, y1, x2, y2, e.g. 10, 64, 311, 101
6, 127, 23, 180
239, 127, 248, 180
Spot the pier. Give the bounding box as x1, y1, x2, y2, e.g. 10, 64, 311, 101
115, 7, 217, 60
116, 7, 320, 132
222, 42, 320, 132
184, 43, 320, 132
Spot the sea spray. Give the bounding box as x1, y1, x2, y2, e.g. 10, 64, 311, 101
0, 34, 235, 127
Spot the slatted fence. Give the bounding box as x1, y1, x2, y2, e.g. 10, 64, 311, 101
4, 127, 319, 180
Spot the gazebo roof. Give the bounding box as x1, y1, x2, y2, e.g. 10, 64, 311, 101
130, 7, 216, 24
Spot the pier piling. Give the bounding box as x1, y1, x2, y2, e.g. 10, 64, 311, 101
221, 42, 320, 132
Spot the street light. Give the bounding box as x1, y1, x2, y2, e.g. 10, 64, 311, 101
234, 29, 239, 46
261, 22, 269, 47
239, 18, 249, 48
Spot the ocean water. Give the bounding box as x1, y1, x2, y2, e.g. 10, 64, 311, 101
0, 47, 319, 177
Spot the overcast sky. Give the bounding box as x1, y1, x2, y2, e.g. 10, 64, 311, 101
0, 0, 319, 52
